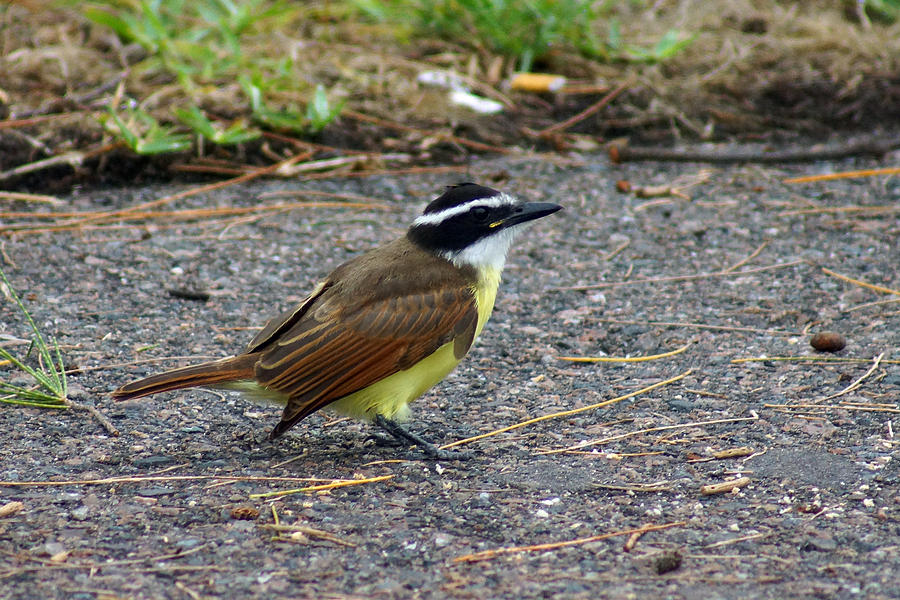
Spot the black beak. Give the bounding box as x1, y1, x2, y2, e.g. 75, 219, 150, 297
503, 202, 563, 228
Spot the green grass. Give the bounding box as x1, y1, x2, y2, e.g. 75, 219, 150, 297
862, 0, 900, 22
0, 267, 68, 409
75, 0, 691, 157
81, 0, 343, 154
353, 0, 693, 71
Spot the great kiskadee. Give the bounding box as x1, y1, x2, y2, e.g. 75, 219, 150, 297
113, 183, 561, 457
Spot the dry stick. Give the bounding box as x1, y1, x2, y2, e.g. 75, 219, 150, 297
64, 399, 119, 436
249, 474, 394, 499
554, 259, 805, 291
723, 241, 769, 273
539, 413, 760, 456
700, 477, 751, 495
299, 164, 468, 181
3, 201, 386, 230
778, 205, 900, 217
0, 474, 348, 488
603, 239, 630, 262
733, 356, 900, 365
0, 544, 213, 577
0, 192, 63, 205
342, 108, 512, 154
610, 137, 900, 163
847, 297, 900, 312
440, 369, 692, 450
590, 318, 799, 338
822, 268, 900, 297
0, 143, 120, 183
0, 112, 88, 130
261, 524, 357, 547
558, 343, 690, 363
818, 352, 885, 402
452, 521, 686, 563
765, 404, 899, 413
783, 166, 900, 184
536, 80, 631, 137
702, 533, 768, 549
275, 153, 412, 177
21, 151, 315, 233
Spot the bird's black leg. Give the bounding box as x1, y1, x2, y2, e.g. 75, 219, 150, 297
373, 415, 473, 460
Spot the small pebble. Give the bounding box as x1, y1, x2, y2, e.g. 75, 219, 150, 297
653, 550, 683, 574
810, 331, 845, 352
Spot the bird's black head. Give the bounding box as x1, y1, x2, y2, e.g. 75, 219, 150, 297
407, 183, 562, 269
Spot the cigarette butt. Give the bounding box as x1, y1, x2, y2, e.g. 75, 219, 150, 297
700, 477, 750, 495
510, 73, 566, 93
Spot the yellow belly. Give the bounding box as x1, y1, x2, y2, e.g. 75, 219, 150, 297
330, 267, 501, 421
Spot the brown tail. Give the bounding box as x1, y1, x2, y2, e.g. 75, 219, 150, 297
112, 354, 258, 400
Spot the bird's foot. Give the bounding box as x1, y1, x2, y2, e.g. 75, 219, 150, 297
373, 415, 473, 460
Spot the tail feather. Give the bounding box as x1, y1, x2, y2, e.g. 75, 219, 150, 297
112, 354, 258, 401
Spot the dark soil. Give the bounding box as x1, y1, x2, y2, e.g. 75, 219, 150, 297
1, 153, 898, 598
4, 2, 900, 192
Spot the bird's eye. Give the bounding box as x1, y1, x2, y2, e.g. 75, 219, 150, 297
471, 206, 490, 221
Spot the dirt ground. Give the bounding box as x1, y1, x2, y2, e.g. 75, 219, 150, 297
3, 1, 900, 191
0, 152, 898, 598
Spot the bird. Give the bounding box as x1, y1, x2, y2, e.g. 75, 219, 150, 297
112, 183, 562, 458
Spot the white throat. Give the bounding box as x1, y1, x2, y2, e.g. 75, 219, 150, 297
441, 224, 522, 271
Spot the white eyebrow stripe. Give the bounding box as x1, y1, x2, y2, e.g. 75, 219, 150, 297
413, 192, 517, 226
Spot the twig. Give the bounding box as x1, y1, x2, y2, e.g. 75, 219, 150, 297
2, 200, 388, 235
64, 399, 119, 436
0, 143, 119, 183
818, 352, 885, 402
342, 108, 512, 154
0, 113, 88, 131
603, 239, 630, 262
36, 150, 316, 232
732, 356, 900, 365
778, 205, 900, 217
702, 532, 768, 549
765, 403, 898, 413
539, 413, 759, 455
592, 482, 674, 493
609, 137, 900, 164
558, 343, 689, 363
249, 474, 394, 499
584, 318, 799, 337
821, 268, 900, 297
723, 241, 769, 273
0, 474, 343, 488
0, 543, 211, 574
452, 521, 686, 563
274, 153, 412, 177
688, 447, 755, 463
553, 260, 805, 291
440, 369, 692, 450
0, 192, 63, 205
260, 524, 356, 547
783, 166, 900, 184
700, 477, 751, 495
536, 80, 630, 137
300, 164, 468, 181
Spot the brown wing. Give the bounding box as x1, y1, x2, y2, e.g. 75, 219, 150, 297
258, 284, 478, 436
245, 280, 331, 353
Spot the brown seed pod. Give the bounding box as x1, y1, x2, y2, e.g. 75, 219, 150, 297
810, 332, 846, 352
230, 506, 260, 520
653, 550, 683, 574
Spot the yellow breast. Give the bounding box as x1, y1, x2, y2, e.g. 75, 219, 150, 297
329, 266, 502, 421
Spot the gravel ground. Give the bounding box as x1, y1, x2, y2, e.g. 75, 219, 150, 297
1, 152, 898, 599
